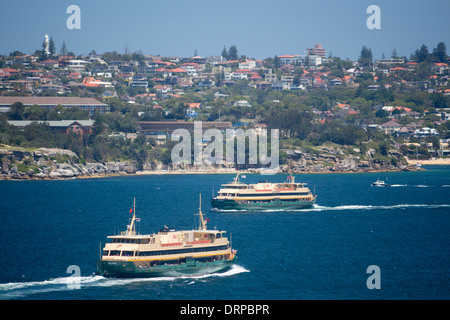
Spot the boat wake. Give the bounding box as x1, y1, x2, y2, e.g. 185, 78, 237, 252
302, 203, 450, 212
379, 184, 448, 188
214, 203, 450, 213
0, 265, 249, 299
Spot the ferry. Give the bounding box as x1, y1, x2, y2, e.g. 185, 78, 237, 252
211, 172, 317, 211
96, 196, 236, 278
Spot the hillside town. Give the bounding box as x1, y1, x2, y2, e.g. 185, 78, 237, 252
1, 35, 449, 179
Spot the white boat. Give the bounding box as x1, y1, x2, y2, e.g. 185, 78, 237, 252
371, 179, 391, 187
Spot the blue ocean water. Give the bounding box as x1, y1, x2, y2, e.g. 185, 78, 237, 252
0, 166, 449, 300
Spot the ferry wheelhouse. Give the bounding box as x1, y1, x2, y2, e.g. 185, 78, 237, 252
211, 173, 317, 210
96, 197, 236, 278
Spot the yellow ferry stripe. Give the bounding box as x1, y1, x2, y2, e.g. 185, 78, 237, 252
124, 250, 232, 262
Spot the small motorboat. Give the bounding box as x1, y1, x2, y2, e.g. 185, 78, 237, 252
371, 179, 391, 187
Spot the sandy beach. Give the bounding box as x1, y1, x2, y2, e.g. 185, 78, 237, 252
406, 158, 450, 165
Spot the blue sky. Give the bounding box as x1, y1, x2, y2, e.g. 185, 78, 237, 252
1, 0, 449, 60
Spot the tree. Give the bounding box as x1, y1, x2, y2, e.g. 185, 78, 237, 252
221, 46, 229, 60
265, 106, 313, 139
358, 46, 373, 67
375, 108, 388, 118
431, 93, 448, 108
228, 45, 238, 60
7, 102, 25, 120
60, 41, 68, 56
415, 44, 429, 62
273, 55, 281, 69
49, 37, 56, 55
433, 42, 447, 63
215, 69, 225, 86
391, 48, 398, 59
24, 105, 44, 120
92, 114, 106, 136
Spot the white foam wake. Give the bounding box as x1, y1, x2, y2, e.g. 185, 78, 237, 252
0, 265, 249, 299
302, 203, 450, 212
214, 203, 450, 213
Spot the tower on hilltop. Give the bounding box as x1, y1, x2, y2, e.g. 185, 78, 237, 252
44, 34, 50, 55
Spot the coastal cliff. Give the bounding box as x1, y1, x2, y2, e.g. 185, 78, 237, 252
0, 145, 419, 180
0, 147, 137, 180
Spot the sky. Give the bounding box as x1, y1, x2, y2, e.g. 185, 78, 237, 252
1, 0, 449, 60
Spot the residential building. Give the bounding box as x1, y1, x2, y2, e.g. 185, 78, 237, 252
0, 96, 110, 116
139, 120, 233, 134
433, 63, 449, 75
255, 81, 273, 89
376, 59, 405, 67
329, 78, 342, 86
7, 120, 95, 136
82, 77, 113, 88
197, 78, 213, 88
272, 82, 290, 91
306, 55, 322, 66
41, 60, 59, 69
265, 73, 278, 83
130, 78, 149, 88
279, 55, 306, 66
299, 76, 312, 86
380, 120, 402, 134
191, 56, 206, 64
280, 76, 295, 85
67, 59, 89, 72
238, 59, 256, 69
38, 84, 66, 94
231, 73, 248, 80
233, 100, 251, 107
306, 44, 326, 58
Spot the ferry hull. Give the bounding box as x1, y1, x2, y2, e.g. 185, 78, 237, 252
211, 198, 316, 211
96, 258, 234, 278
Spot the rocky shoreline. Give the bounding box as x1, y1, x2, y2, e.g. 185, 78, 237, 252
0, 147, 138, 180
0, 147, 421, 181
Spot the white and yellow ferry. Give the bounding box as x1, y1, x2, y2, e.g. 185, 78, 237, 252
96, 196, 236, 278
211, 172, 317, 210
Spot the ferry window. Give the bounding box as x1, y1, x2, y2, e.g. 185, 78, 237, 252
121, 251, 134, 256
141, 239, 150, 244
110, 250, 121, 256
102, 250, 109, 256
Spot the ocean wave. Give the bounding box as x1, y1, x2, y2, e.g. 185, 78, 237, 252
0, 265, 249, 299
